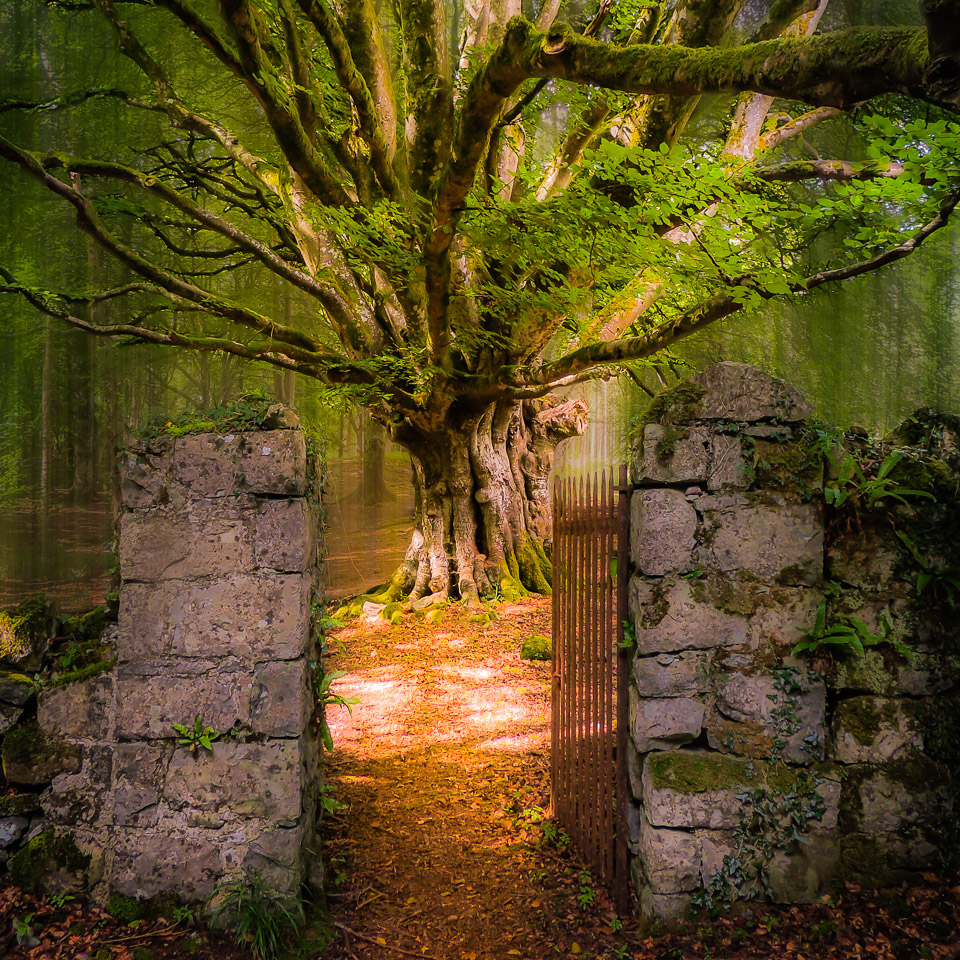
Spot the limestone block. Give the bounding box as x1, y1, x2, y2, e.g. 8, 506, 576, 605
113, 742, 172, 828
119, 499, 255, 581
708, 670, 826, 764
630, 693, 705, 752
38, 675, 115, 741
42, 745, 114, 829
627, 742, 644, 800
0, 702, 22, 735
768, 834, 839, 903
0, 818, 29, 849
744, 588, 822, 652
690, 362, 812, 422
696, 495, 822, 585
172, 430, 306, 498
849, 754, 951, 837
636, 816, 702, 894
0, 672, 38, 706
252, 498, 316, 573
638, 887, 693, 921
164, 740, 303, 823
631, 490, 697, 577
826, 520, 905, 592
115, 659, 249, 739
119, 573, 310, 661
239, 824, 303, 893
698, 830, 735, 886
249, 659, 310, 738
633, 651, 712, 698
831, 647, 956, 698
641, 751, 747, 829
832, 697, 921, 764
629, 577, 747, 654
119, 442, 174, 510
707, 435, 748, 491
1, 724, 82, 786
633, 424, 711, 486
111, 828, 221, 900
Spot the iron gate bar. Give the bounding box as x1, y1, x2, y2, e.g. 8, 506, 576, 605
551, 467, 632, 913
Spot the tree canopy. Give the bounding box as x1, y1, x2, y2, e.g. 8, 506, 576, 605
3, 0, 960, 602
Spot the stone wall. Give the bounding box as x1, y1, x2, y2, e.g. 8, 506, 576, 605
626, 363, 959, 919
16, 422, 323, 903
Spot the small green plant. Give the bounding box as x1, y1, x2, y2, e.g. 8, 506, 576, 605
14, 913, 39, 947
319, 783, 345, 815
617, 619, 636, 650
791, 601, 909, 659
896, 531, 960, 606
314, 669, 359, 751
576, 869, 596, 911
822, 448, 935, 510
172, 716, 221, 755
48, 892, 75, 909
208, 871, 305, 960
173, 904, 196, 925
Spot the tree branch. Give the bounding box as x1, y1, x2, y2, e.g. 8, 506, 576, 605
501, 185, 960, 392
526, 25, 938, 110
0, 134, 327, 353
295, 0, 401, 200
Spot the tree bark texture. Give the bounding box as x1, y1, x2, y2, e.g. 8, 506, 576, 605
378, 395, 586, 604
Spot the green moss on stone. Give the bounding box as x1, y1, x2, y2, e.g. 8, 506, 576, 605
1, 723, 81, 782
638, 381, 707, 430
647, 751, 752, 793
107, 893, 147, 924
8, 829, 90, 894
50, 659, 117, 688
836, 697, 900, 746
520, 634, 552, 661
0, 793, 42, 817
752, 439, 823, 494
0, 595, 55, 664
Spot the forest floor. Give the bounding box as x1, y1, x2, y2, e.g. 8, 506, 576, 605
2, 597, 960, 959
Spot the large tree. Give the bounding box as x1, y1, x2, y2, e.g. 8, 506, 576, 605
2, 0, 960, 604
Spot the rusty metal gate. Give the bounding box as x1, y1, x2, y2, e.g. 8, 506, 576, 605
551, 465, 631, 913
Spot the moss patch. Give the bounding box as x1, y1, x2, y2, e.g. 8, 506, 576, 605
2, 723, 81, 785
647, 751, 753, 793
835, 697, 901, 746
751, 439, 823, 494
0, 595, 55, 665
107, 893, 148, 925
520, 634, 552, 661
0, 792, 42, 817
638, 380, 707, 429
8, 829, 90, 894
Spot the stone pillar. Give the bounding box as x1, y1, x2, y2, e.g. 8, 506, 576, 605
626, 363, 831, 919
37, 424, 323, 903
625, 363, 959, 920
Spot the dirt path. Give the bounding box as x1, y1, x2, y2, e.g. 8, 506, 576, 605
321, 599, 626, 960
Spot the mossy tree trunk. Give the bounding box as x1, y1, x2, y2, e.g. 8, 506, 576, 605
378, 394, 586, 604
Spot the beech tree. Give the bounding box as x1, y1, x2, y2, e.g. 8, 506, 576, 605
2, 0, 960, 604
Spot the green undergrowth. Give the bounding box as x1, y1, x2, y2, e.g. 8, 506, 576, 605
50, 605, 115, 686
135, 392, 280, 441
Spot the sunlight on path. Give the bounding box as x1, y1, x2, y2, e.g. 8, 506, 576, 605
321, 599, 618, 960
